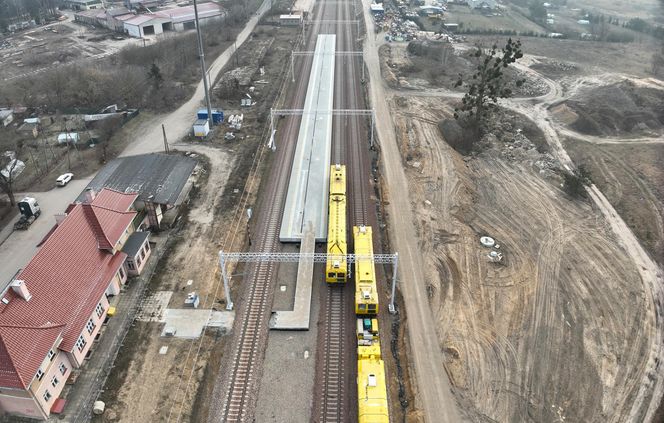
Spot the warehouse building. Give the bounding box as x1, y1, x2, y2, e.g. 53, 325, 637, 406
64, 0, 103, 10
124, 0, 162, 10
123, 14, 172, 37
73, 9, 105, 25
104, 8, 132, 31
155, 2, 224, 31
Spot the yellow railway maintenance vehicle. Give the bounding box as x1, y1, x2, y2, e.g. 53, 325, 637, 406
354, 225, 379, 315
326, 164, 347, 283
357, 318, 389, 423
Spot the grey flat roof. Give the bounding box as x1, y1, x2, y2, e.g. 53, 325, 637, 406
121, 231, 150, 257
79, 153, 197, 206
279, 34, 336, 242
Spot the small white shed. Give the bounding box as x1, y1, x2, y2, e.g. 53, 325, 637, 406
193, 119, 209, 138
280, 14, 303, 26
57, 132, 80, 144
0, 110, 13, 127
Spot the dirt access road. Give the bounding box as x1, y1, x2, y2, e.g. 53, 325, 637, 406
362, 1, 465, 421
121, 0, 272, 157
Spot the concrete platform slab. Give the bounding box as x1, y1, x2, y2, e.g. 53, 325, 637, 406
279, 34, 336, 242
160, 309, 234, 339
255, 252, 322, 423
271, 222, 315, 330
135, 290, 172, 322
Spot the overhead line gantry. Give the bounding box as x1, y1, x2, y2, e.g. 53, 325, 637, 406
269, 108, 376, 149
218, 251, 399, 314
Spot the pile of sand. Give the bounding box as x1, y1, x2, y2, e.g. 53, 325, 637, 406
562, 80, 664, 136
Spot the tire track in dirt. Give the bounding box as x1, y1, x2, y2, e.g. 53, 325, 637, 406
390, 94, 661, 422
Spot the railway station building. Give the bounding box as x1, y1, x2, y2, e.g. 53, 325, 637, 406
0, 189, 141, 420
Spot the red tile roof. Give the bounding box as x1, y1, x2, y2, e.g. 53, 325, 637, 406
40, 189, 136, 248
0, 189, 137, 390
92, 189, 137, 211
82, 204, 113, 250
0, 323, 64, 389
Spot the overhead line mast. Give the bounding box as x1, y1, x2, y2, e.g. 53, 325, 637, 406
193, 0, 214, 128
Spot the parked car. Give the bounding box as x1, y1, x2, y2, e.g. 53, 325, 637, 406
56, 172, 73, 187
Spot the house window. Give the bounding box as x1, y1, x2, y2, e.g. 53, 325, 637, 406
127, 261, 135, 270
59, 363, 67, 375
95, 302, 104, 318
43, 390, 51, 402
86, 318, 96, 335
51, 376, 59, 388
140, 249, 145, 260
35, 369, 44, 381
75, 335, 87, 353
136, 256, 142, 267
118, 266, 125, 280
47, 349, 55, 361
145, 243, 150, 253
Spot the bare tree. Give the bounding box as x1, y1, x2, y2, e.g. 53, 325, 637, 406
653, 47, 664, 77
0, 150, 23, 206
94, 115, 123, 163
654, 1, 664, 77
590, 15, 610, 41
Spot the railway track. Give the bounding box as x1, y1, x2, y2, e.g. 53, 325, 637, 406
219, 205, 280, 421
215, 0, 371, 419
213, 7, 326, 423
316, 0, 370, 420
319, 287, 347, 422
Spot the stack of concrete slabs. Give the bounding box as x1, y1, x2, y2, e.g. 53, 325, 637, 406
279, 34, 337, 242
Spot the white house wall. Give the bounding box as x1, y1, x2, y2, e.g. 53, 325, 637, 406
124, 23, 141, 37
153, 23, 164, 35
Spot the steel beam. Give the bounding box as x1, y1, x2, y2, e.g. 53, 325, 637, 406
291, 51, 363, 56
271, 109, 373, 116
270, 109, 375, 148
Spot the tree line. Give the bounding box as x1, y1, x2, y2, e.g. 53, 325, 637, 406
0, 0, 60, 31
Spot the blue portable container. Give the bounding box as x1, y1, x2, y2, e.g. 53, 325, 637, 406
197, 109, 224, 124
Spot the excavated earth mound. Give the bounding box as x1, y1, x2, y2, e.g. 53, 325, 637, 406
559, 81, 664, 136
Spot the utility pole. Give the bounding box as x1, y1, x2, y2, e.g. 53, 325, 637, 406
64, 119, 71, 171
194, 0, 213, 128
162, 124, 169, 153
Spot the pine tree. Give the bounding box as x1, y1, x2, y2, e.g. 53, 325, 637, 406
147, 63, 163, 90
453, 38, 525, 136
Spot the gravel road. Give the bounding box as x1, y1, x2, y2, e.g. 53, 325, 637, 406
361, 2, 466, 421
